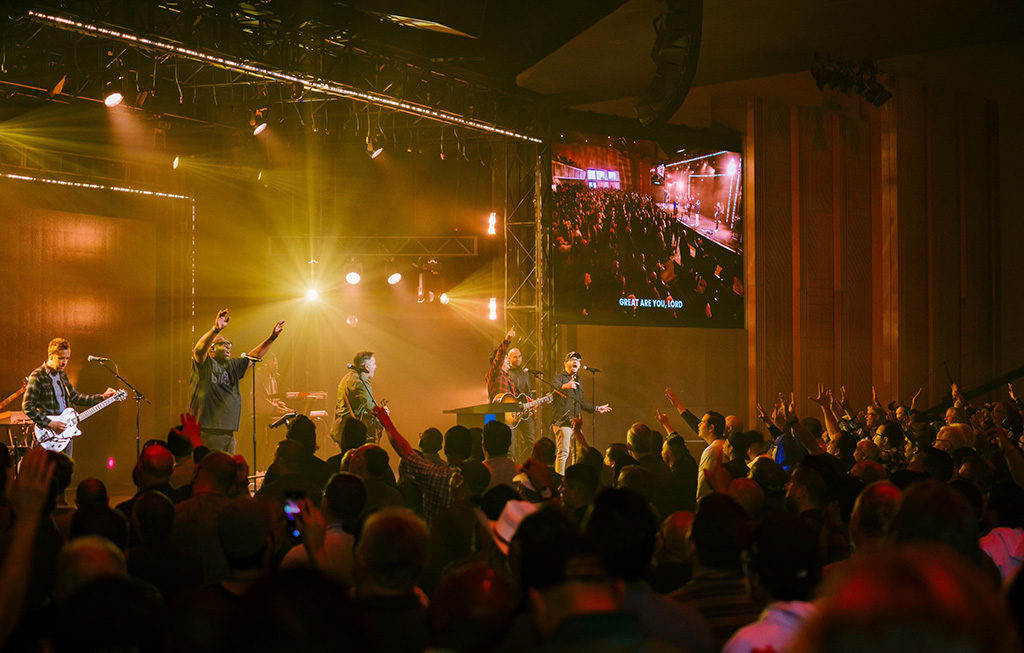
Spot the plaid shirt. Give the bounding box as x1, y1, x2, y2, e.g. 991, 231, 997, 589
398, 451, 452, 526
22, 364, 102, 428
485, 336, 518, 400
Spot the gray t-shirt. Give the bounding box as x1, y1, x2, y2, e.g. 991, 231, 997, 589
189, 355, 250, 431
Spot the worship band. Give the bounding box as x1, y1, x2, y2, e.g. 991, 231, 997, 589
19, 309, 610, 465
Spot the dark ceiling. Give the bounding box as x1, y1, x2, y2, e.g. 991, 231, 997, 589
0, 0, 1021, 140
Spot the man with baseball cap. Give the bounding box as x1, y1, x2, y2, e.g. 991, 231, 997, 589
550, 351, 611, 474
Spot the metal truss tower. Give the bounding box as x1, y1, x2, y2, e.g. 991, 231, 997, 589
499, 139, 554, 377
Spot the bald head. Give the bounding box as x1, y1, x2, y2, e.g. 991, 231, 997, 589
725, 415, 744, 435
75, 478, 109, 510
849, 460, 887, 485
136, 444, 174, 488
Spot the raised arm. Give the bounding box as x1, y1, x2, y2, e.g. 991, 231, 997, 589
0, 448, 54, 646
571, 415, 590, 452
194, 309, 229, 365
665, 387, 700, 433
993, 425, 1024, 488
809, 383, 841, 441
789, 411, 826, 455
249, 320, 285, 361
373, 405, 413, 458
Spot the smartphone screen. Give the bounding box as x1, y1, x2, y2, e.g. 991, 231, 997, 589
284, 491, 305, 540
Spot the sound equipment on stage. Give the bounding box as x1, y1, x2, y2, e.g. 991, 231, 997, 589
285, 392, 328, 400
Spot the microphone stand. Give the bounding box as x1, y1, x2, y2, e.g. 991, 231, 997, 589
243, 354, 262, 474
98, 361, 150, 458
582, 367, 600, 448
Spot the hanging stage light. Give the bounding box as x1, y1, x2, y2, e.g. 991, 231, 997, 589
386, 258, 402, 285
306, 288, 319, 301
489, 298, 498, 320
103, 77, 124, 107
345, 261, 362, 285
439, 292, 450, 305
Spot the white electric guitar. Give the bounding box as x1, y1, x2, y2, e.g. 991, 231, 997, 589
35, 390, 128, 452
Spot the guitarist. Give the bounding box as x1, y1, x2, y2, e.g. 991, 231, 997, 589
485, 327, 536, 462
331, 351, 381, 446
23, 337, 117, 458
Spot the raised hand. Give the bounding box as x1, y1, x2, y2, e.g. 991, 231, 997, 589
505, 326, 516, 341
655, 409, 672, 430
1010, 383, 1018, 403
596, 404, 612, 414
174, 412, 203, 448
371, 405, 392, 429
810, 383, 829, 407
838, 386, 851, 412
7, 447, 54, 520
756, 403, 769, 423
786, 392, 797, 420
665, 387, 684, 411
271, 320, 285, 338
214, 309, 230, 331
871, 385, 879, 406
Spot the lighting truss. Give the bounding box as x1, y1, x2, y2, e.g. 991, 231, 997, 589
28, 11, 543, 143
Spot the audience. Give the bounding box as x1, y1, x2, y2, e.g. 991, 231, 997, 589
1, 377, 1022, 653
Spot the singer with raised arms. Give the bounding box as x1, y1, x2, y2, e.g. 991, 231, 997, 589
23, 337, 119, 458
189, 308, 285, 454
550, 351, 611, 474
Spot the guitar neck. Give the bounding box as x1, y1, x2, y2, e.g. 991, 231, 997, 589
77, 394, 120, 422
523, 396, 553, 411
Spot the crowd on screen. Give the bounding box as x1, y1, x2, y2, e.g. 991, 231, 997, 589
552, 185, 742, 326
1, 379, 1024, 652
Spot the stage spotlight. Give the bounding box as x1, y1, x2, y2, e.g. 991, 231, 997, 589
253, 121, 268, 136
439, 292, 450, 305
345, 261, 362, 285
172, 156, 180, 169
367, 138, 384, 159
386, 258, 402, 285
346, 315, 358, 327
417, 274, 425, 303
103, 78, 124, 107
489, 297, 498, 321
487, 212, 497, 235
306, 288, 319, 301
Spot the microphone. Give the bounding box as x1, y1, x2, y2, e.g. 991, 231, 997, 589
241, 353, 263, 362
269, 412, 297, 429
583, 366, 602, 373
526, 368, 544, 376
87, 356, 111, 363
